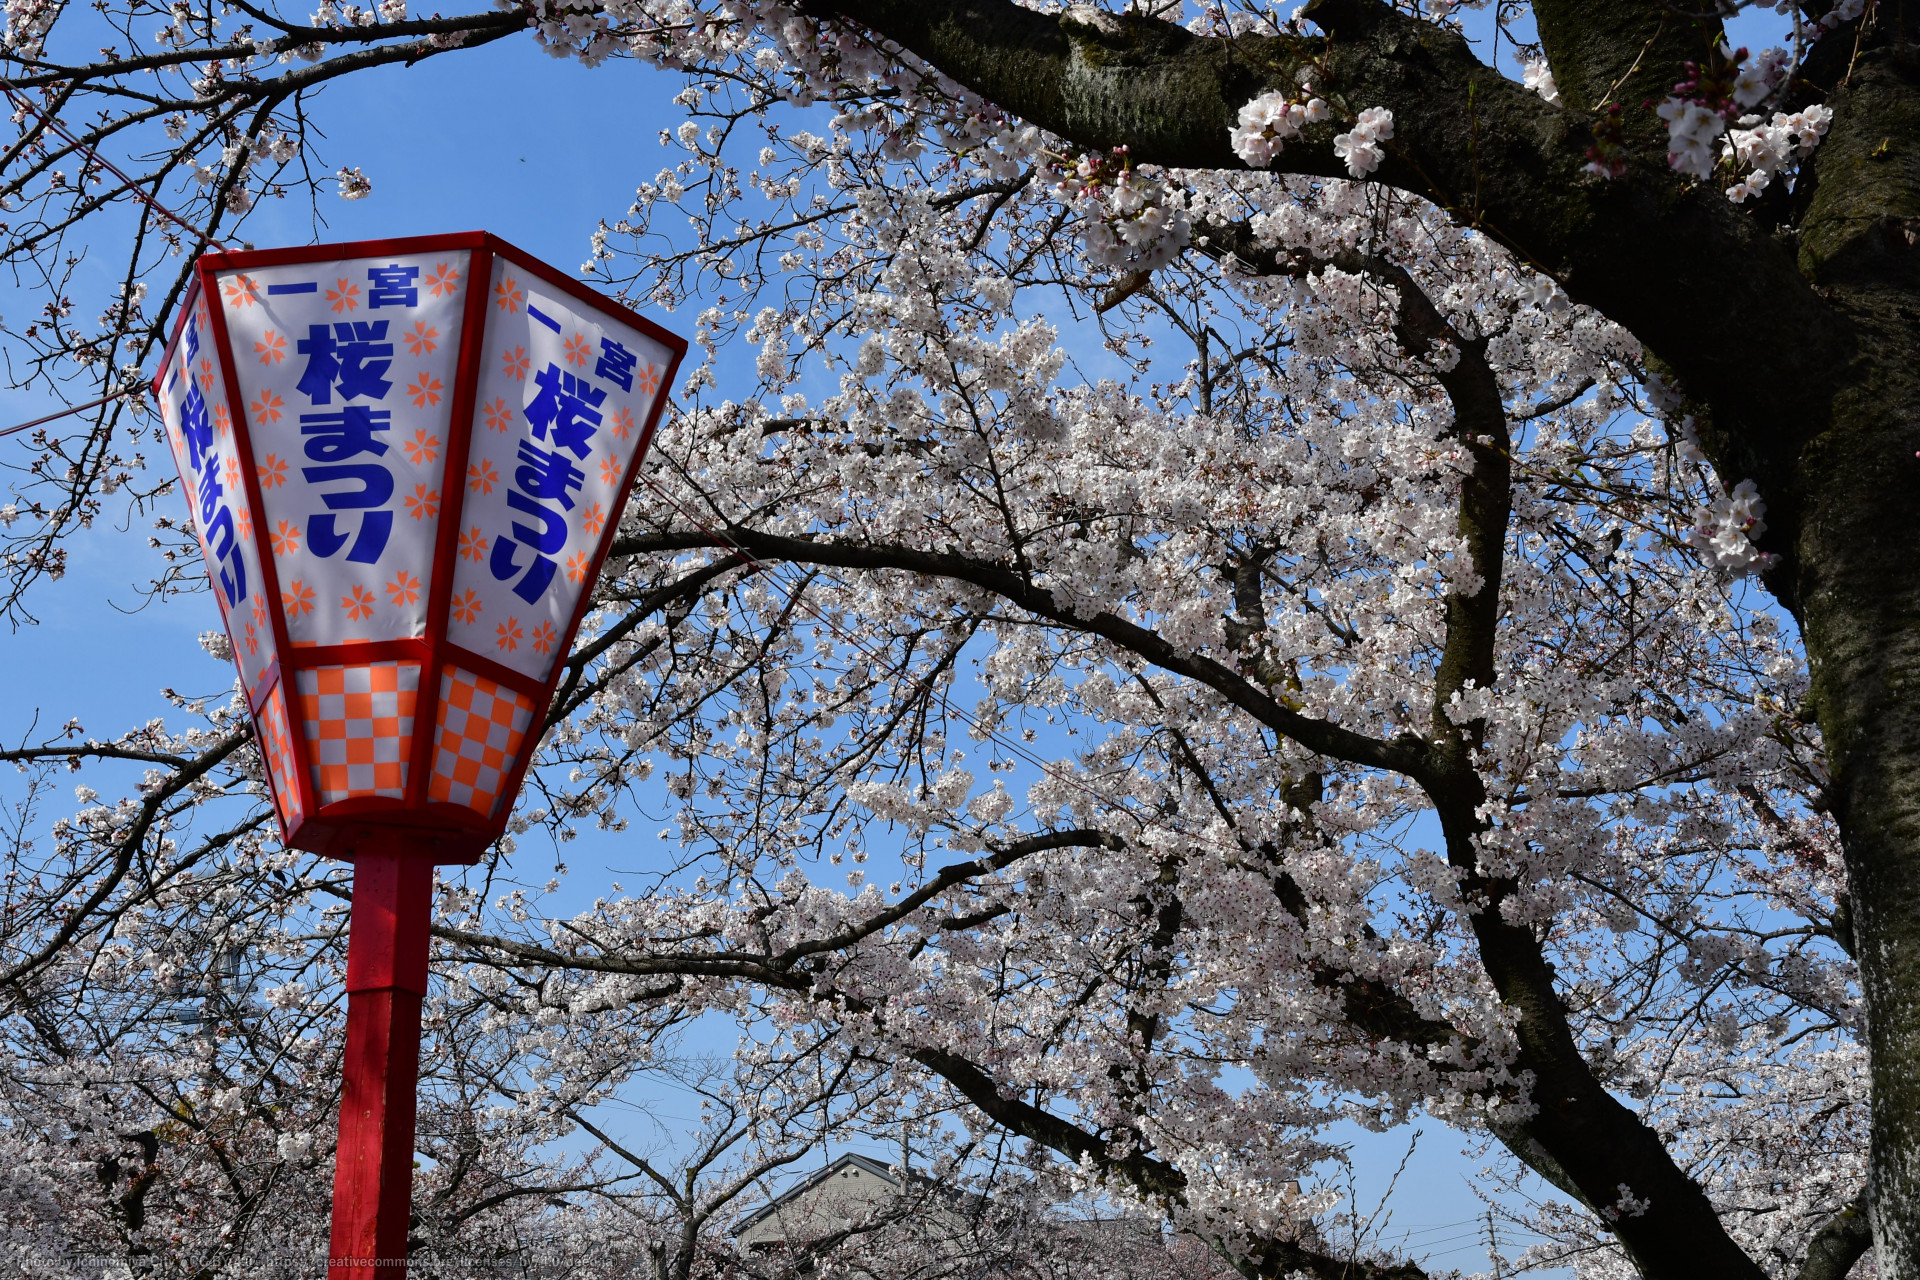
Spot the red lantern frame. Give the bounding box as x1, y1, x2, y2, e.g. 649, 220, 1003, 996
155, 231, 687, 864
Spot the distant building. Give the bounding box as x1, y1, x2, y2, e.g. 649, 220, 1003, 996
733, 1153, 915, 1251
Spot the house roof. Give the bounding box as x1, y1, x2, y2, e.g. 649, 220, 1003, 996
731, 1153, 906, 1237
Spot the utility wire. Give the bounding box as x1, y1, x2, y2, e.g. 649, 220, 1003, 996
3, 86, 240, 250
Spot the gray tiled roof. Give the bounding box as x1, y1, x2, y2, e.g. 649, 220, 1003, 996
731, 1152, 907, 1236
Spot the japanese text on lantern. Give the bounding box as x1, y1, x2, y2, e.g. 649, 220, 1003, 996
158, 301, 278, 701
446, 259, 663, 682
218, 255, 470, 649
491, 319, 638, 604
155, 233, 686, 857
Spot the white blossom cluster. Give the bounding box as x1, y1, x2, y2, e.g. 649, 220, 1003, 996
1521, 59, 1560, 106
1723, 104, 1834, 202
335, 164, 371, 200
1331, 106, 1393, 178
1818, 0, 1868, 30
1053, 154, 1192, 272
0, 0, 56, 55
1654, 43, 1821, 194
187, 128, 302, 212
1658, 98, 1733, 180
1684, 478, 1774, 573
1228, 88, 1330, 168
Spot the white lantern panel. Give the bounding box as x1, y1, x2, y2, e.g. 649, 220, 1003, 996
214, 252, 472, 649
158, 294, 279, 703
446, 259, 671, 680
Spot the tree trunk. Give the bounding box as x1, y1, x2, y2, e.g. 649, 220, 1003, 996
790, 0, 1920, 1269
1777, 37, 1920, 1280
1801, 329, 1920, 1275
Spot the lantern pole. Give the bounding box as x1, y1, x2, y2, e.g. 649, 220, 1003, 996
327, 830, 435, 1275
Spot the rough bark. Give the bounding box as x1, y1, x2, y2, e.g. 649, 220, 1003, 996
1799, 1187, 1875, 1280
1792, 38, 1920, 1276
1527, 0, 1716, 118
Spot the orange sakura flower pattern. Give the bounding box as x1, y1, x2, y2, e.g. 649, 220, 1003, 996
494, 277, 524, 313
457, 525, 487, 561
283, 579, 315, 617
406, 373, 444, 409
403, 484, 440, 521
609, 406, 635, 439
254, 330, 287, 364
223, 455, 241, 492
326, 278, 361, 313
482, 397, 513, 433
563, 333, 591, 367
258, 454, 288, 489
233, 507, 252, 542
496, 617, 523, 652
271, 520, 301, 556
637, 364, 660, 396
213, 403, 232, 437
425, 263, 461, 297
403, 322, 439, 356
597, 457, 622, 486
467, 459, 499, 495
581, 502, 607, 537
386, 571, 421, 609
198, 358, 214, 392
242, 620, 259, 657
451, 589, 483, 625
564, 551, 592, 584
403, 430, 441, 465
342, 584, 377, 621
253, 598, 268, 630
251, 390, 285, 427
500, 345, 529, 380
530, 621, 558, 655
223, 275, 260, 307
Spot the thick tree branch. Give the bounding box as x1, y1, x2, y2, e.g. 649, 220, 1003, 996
1797, 1185, 1874, 1280
1208, 228, 1768, 1276
610, 531, 1429, 779
1529, 1, 1717, 117
804, 0, 1848, 588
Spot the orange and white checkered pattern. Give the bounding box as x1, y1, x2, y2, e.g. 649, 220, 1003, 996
428, 665, 536, 818
294, 662, 419, 804
256, 685, 304, 827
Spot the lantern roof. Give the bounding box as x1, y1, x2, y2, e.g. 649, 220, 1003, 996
154, 232, 687, 863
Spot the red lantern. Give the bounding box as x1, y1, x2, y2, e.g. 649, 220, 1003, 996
153, 232, 686, 1274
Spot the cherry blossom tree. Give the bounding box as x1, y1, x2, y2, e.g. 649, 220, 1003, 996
1, 0, 1913, 1278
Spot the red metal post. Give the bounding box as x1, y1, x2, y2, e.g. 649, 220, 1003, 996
328, 835, 434, 1275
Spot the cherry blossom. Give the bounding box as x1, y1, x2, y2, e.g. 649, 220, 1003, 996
1331, 106, 1393, 178
1521, 59, 1560, 106
1229, 91, 1329, 169
1684, 479, 1775, 573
